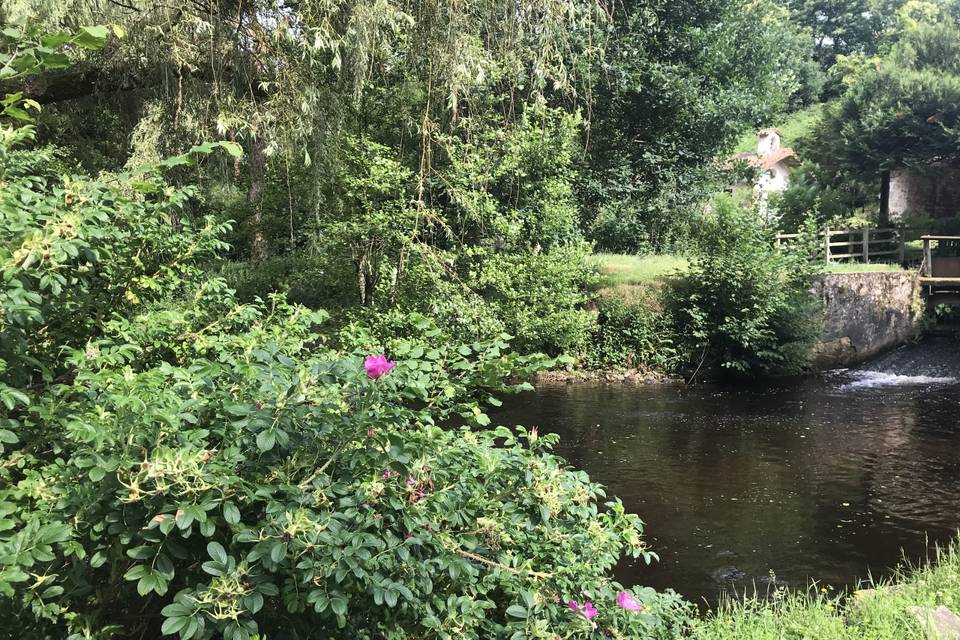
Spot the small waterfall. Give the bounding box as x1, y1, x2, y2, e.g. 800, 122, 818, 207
837, 337, 960, 389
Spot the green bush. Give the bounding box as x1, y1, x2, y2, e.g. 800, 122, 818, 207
585, 297, 679, 372
468, 244, 598, 357
672, 195, 822, 378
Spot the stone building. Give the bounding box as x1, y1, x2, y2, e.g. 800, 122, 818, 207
727, 128, 801, 219
887, 164, 960, 222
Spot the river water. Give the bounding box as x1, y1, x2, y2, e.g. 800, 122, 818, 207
494, 338, 960, 606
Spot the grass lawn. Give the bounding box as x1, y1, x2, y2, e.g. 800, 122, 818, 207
594, 253, 907, 288
692, 541, 960, 640
593, 253, 689, 287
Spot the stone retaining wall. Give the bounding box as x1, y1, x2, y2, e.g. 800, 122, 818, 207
812, 272, 922, 368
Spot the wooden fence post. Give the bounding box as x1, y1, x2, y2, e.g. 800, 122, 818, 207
824, 226, 831, 263
923, 237, 933, 277
862, 227, 870, 263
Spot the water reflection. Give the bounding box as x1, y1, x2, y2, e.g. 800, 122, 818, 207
493, 340, 960, 606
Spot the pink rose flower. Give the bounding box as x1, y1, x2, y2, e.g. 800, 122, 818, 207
364, 354, 396, 379
567, 600, 598, 620
616, 591, 642, 612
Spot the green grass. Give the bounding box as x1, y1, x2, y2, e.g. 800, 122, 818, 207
825, 262, 906, 273
595, 253, 907, 284
593, 253, 689, 287
732, 104, 827, 154
692, 540, 960, 640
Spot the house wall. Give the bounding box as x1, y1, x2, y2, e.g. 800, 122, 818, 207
767, 162, 791, 191
757, 132, 780, 155
758, 162, 791, 193
890, 166, 960, 221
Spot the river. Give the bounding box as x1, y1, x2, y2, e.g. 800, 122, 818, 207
494, 337, 960, 607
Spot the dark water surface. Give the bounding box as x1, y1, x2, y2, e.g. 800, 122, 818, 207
494, 339, 960, 606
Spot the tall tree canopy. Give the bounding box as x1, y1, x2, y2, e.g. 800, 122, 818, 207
783, 0, 907, 65
579, 0, 819, 251
2, 0, 606, 253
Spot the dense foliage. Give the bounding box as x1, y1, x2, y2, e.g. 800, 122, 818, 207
774, 1, 960, 226
11, 1, 943, 634
0, 33, 695, 639
2, 0, 823, 315
673, 197, 822, 377
783, 0, 907, 66
811, 14, 960, 176
585, 296, 680, 373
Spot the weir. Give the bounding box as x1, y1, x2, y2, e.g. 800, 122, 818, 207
811, 235, 960, 367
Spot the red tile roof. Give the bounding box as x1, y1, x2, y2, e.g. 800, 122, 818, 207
728, 148, 800, 170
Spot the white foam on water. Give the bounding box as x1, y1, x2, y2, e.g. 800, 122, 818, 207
840, 370, 958, 390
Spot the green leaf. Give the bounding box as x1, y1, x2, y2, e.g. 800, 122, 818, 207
207, 541, 228, 565
219, 141, 243, 157
256, 430, 276, 452
223, 501, 241, 525
244, 592, 264, 614
75, 25, 109, 49
136, 574, 157, 595
308, 590, 329, 612
126, 546, 154, 560
3, 107, 33, 122
161, 615, 188, 635
505, 605, 528, 619
329, 594, 347, 616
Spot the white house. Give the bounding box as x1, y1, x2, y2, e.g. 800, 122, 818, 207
730, 128, 800, 195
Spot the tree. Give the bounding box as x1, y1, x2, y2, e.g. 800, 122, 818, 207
579, 0, 819, 253
804, 14, 960, 221
3, 0, 608, 261
783, 0, 907, 66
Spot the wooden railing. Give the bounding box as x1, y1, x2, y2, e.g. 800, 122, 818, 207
775, 227, 906, 263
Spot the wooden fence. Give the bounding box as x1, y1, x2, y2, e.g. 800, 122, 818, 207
775, 227, 906, 264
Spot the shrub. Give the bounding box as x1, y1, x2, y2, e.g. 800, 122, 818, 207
585, 297, 680, 372
469, 243, 598, 356
5, 282, 695, 639
672, 195, 822, 378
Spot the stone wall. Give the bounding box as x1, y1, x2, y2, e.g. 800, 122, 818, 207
889, 165, 960, 221
812, 272, 922, 368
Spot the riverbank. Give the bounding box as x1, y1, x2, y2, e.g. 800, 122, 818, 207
533, 367, 679, 385
693, 540, 960, 639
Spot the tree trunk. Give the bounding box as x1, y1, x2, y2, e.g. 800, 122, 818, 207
879, 169, 891, 226
247, 137, 268, 260
354, 255, 376, 307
